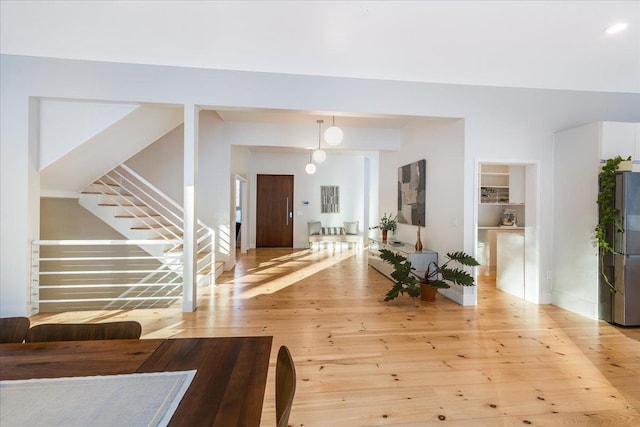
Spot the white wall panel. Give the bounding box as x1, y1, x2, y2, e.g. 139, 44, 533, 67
552, 122, 601, 319
2, 55, 640, 314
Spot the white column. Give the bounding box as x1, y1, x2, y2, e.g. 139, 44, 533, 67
183, 104, 199, 312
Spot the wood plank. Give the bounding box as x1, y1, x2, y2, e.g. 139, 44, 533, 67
137, 337, 272, 427
0, 339, 162, 380
29, 248, 640, 426
0, 337, 272, 427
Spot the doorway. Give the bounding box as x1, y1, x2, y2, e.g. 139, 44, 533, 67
476, 162, 539, 303
256, 174, 294, 247
234, 175, 248, 254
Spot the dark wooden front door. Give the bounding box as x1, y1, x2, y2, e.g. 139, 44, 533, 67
256, 174, 294, 247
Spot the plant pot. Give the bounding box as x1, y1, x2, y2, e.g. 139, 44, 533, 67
420, 283, 437, 302
619, 160, 633, 171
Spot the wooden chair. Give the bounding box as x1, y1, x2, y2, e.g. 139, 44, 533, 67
276, 345, 296, 427
0, 316, 30, 343
25, 321, 142, 342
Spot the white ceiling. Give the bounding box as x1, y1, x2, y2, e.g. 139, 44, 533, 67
2, 1, 639, 94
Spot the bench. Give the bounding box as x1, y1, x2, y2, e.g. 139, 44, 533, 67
308, 221, 363, 249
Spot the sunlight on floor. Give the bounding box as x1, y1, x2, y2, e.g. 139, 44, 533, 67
220, 249, 357, 299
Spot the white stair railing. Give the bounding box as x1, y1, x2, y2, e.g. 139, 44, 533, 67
33, 163, 217, 313
31, 239, 184, 313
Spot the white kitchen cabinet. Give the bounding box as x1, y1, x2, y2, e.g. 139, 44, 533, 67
480, 164, 509, 204
496, 232, 525, 298
508, 165, 525, 204
479, 164, 525, 205
478, 228, 525, 267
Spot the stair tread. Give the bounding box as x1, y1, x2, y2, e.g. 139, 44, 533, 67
82, 191, 134, 196
98, 203, 149, 208
115, 213, 161, 218
131, 223, 173, 230
92, 181, 121, 187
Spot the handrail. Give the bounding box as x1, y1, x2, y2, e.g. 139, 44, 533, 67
119, 164, 215, 231
32, 239, 185, 311
35, 163, 217, 313
35, 239, 182, 245
119, 163, 184, 213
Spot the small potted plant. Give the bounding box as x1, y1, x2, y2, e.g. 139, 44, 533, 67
378, 248, 479, 302
369, 213, 398, 243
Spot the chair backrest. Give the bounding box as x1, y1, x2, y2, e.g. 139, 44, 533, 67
0, 316, 30, 343
25, 321, 142, 342
276, 345, 296, 427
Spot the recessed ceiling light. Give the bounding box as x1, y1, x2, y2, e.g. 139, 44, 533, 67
605, 22, 628, 35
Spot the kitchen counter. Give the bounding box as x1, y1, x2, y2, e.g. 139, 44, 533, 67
477, 227, 524, 267
478, 226, 524, 230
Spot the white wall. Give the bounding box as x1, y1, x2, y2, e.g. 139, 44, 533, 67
224, 121, 402, 151
231, 145, 251, 256
248, 150, 366, 249
552, 121, 640, 320
39, 100, 138, 169
125, 111, 232, 268
2, 54, 640, 315
126, 124, 185, 202
379, 118, 470, 304
552, 123, 601, 318
40, 104, 184, 197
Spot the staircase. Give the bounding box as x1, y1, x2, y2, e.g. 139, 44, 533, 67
31, 164, 223, 314
31, 164, 222, 313
79, 164, 222, 280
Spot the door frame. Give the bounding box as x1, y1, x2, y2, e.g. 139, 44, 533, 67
473, 159, 541, 305
234, 174, 248, 255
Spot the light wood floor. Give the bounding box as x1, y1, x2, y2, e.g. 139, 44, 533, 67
32, 248, 640, 426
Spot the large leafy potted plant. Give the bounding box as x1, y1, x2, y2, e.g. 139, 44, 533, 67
595, 155, 630, 293
369, 213, 398, 243
379, 248, 479, 301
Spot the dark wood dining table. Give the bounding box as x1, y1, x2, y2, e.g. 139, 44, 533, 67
0, 336, 273, 427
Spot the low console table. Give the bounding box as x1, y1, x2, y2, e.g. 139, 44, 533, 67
368, 238, 438, 280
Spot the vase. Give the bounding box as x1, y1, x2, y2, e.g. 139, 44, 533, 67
420, 283, 437, 302
382, 230, 388, 243
619, 159, 633, 171
415, 223, 423, 251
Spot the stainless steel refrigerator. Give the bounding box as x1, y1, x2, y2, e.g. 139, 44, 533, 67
600, 172, 640, 326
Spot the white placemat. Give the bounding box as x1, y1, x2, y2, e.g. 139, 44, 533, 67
0, 370, 196, 427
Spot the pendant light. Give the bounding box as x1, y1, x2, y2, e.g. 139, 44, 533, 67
312, 119, 327, 163
305, 149, 316, 174
324, 115, 343, 146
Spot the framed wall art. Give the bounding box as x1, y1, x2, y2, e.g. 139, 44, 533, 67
321, 185, 339, 213
397, 159, 426, 225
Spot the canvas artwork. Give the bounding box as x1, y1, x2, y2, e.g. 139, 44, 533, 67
321, 185, 339, 213
397, 159, 426, 225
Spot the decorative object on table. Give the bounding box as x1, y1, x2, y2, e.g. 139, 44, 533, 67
321, 185, 339, 213
397, 159, 426, 226
415, 220, 423, 251
369, 212, 398, 243
618, 157, 634, 171
595, 155, 631, 294
499, 208, 517, 227
378, 248, 479, 302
